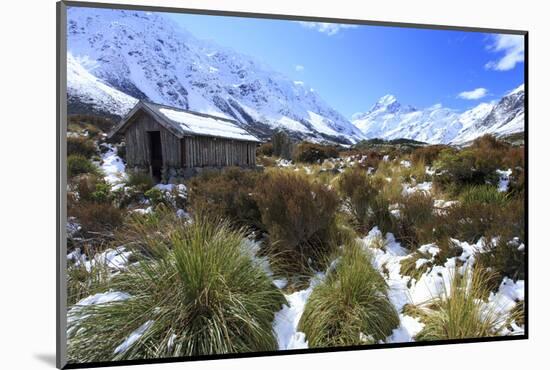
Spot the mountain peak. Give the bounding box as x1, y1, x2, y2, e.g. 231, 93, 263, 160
507, 84, 524, 96
377, 94, 397, 106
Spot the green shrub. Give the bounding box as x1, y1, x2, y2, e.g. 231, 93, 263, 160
67, 155, 99, 178
125, 171, 155, 193
411, 145, 447, 166
415, 267, 518, 341
299, 241, 399, 347
394, 192, 435, 249
293, 142, 339, 163
67, 136, 98, 159
338, 168, 378, 226
144, 187, 163, 206
257, 142, 274, 157
337, 168, 392, 233
460, 185, 510, 207
476, 237, 525, 290
67, 219, 286, 362
188, 167, 262, 230
73, 174, 112, 204
255, 171, 339, 273
436, 197, 524, 245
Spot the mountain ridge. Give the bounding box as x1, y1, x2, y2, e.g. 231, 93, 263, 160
66, 7, 364, 144
352, 85, 524, 144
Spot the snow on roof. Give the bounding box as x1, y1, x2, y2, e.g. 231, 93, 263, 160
158, 107, 259, 142
140, 101, 259, 142
110, 101, 261, 142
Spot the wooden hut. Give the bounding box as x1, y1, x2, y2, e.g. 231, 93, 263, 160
109, 101, 260, 181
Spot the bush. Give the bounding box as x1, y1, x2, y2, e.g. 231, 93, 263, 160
74, 174, 112, 204
394, 192, 435, 249
188, 168, 262, 230
436, 197, 524, 245
299, 241, 399, 347
337, 168, 392, 233
125, 171, 155, 193
255, 171, 339, 272
415, 267, 518, 341
411, 145, 447, 166
257, 142, 274, 157
433, 135, 521, 194
272, 131, 293, 159
67, 136, 97, 159
433, 149, 500, 192
460, 184, 510, 207
144, 187, 164, 207
67, 219, 286, 362
69, 201, 124, 234
476, 237, 525, 290
293, 142, 339, 163
69, 114, 114, 133
67, 154, 99, 178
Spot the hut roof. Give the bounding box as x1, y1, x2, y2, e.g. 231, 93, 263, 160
109, 100, 260, 142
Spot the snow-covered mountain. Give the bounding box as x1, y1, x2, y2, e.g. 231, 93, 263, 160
451, 84, 525, 144
67, 53, 137, 118
352, 85, 524, 144
66, 7, 364, 144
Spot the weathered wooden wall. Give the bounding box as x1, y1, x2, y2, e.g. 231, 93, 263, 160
125, 110, 257, 173
183, 136, 256, 168
124, 111, 182, 169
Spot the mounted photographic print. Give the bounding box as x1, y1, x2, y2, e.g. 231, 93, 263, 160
56, 1, 528, 368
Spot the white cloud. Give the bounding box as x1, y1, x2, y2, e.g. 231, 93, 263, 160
295, 64, 305, 72
458, 87, 489, 100
298, 21, 358, 36
485, 34, 525, 71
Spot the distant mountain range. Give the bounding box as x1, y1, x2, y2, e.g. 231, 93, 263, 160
66, 7, 524, 145
352, 84, 524, 144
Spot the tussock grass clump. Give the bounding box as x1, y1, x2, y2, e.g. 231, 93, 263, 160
67, 259, 110, 306
255, 171, 340, 276
460, 184, 510, 206
415, 267, 517, 341
67, 219, 286, 362
188, 167, 263, 230
298, 241, 399, 347
68, 154, 99, 178
67, 136, 98, 159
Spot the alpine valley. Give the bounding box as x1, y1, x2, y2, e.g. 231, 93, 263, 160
67, 7, 524, 145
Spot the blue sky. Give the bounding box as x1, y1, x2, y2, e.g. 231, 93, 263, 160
167, 13, 525, 118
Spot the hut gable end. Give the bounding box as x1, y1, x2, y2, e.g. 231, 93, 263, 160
109, 100, 260, 180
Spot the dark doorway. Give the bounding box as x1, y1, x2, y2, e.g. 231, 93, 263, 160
148, 131, 163, 181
